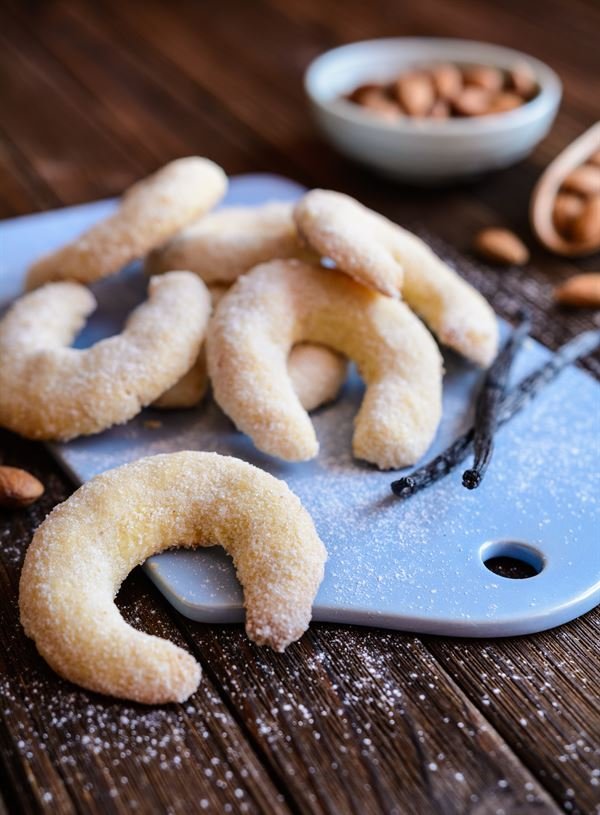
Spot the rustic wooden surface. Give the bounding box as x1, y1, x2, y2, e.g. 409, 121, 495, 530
0, 0, 599, 813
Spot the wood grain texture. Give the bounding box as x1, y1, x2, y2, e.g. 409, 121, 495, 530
181, 622, 561, 814
0, 0, 599, 813
426, 626, 600, 814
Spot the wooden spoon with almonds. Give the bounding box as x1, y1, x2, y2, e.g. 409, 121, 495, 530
530, 121, 600, 257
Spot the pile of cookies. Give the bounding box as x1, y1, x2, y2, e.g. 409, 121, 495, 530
5, 157, 499, 703
1, 157, 499, 467
345, 61, 538, 121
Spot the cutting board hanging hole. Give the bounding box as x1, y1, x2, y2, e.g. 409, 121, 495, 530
481, 540, 545, 580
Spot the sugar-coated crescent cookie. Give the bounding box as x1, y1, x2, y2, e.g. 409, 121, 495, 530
294, 189, 498, 367
207, 259, 443, 470
153, 284, 348, 412
294, 189, 404, 297
0, 273, 210, 440
26, 158, 227, 290
287, 343, 347, 412
147, 212, 346, 411
208, 289, 349, 411
145, 201, 302, 284
153, 342, 347, 411
20, 451, 327, 704
151, 352, 209, 410
151, 283, 230, 409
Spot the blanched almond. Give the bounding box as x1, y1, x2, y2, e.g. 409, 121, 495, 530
453, 87, 494, 117
430, 63, 462, 99
570, 195, 600, 244
395, 72, 435, 117
487, 92, 523, 114
553, 192, 585, 236
554, 273, 600, 307
462, 65, 504, 93
0, 466, 44, 509
561, 164, 600, 197
473, 227, 530, 266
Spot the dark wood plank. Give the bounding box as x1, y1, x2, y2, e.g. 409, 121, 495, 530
7, 0, 286, 179
181, 622, 561, 814
95, 0, 337, 185
0, 18, 145, 204
425, 621, 600, 815
0, 133, 62, 218
0, 675, 76, 814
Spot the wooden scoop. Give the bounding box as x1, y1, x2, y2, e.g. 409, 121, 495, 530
530, 121, 600, 257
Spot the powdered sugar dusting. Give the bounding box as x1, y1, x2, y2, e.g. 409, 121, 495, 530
56, 321, 600, 637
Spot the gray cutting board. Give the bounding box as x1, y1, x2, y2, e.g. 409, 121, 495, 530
1, 173, 599, 637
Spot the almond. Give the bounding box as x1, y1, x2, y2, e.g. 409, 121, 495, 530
508, 63, 538, 100
570, 195, 600, 244
452, 86, 494, 117
486, 91, 523, 114
395, 72, 435, 117
0, 465, 44, 509
462, 65, 504, 93
358, 87, 403, 121
553, 192, 586, 236
561, 164, 600, 197
348, 83, 381, 104
430, 63, 462, 100
473, 227, 530, 266
554, 273, 600, 307
587, 150, 600, 168
429, 98, 450, 119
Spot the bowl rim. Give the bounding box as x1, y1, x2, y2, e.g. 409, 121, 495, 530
304, 36, 562, 135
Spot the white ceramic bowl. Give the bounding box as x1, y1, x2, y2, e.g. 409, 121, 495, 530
305, 38, 562, 184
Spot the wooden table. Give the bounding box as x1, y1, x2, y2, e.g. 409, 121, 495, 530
1, 1, 599, 813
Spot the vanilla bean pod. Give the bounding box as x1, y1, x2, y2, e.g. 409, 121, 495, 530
391, 328, 600, 498
462, 309, 531, 490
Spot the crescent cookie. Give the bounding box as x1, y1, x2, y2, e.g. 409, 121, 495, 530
146, 208, 346, 410
294, 189, 498, 367
207, 259, 443, 470
20, 452, 327, 704
151, 353, 209, 410
153, 284, 348, 412
153, 342, 347, 412
0, 273, 210, 440
152, 283, 228, 409
287, 343, 347, 413
26, 157, 227, 290
145, 201, 303, 284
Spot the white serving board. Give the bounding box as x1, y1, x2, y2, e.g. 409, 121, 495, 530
1, 174, 599, 637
